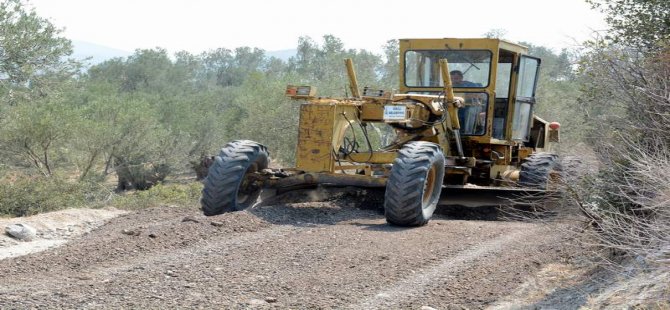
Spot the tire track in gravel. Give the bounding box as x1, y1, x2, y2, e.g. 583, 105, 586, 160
85, 224, 299, 281
354, 229, 531, 309
354, 225, 560, 309
0, 224, 297, 292
0, 202, 574, 309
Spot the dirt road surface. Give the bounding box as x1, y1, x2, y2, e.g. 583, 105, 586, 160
0, 190, 578, 309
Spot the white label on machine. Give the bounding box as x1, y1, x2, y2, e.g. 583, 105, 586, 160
383, 105, 407, 120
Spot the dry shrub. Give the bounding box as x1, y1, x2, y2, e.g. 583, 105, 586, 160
573, 45, 670, 274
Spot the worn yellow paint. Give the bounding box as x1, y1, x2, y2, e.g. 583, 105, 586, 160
346, 152, 397, 164
286, 37, 555, 189
295, 103, 360, 172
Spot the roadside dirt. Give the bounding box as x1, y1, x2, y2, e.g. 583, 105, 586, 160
0, 208, 127, 260
0, 189, 584, 309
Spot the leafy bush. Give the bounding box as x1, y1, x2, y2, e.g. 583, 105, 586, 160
0, 176, 109, 217
0, 174, 202, 218
110, 182, 202, 210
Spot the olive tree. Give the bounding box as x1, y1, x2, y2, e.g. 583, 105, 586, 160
0, 0, 80, 175
0, 0, 79, 104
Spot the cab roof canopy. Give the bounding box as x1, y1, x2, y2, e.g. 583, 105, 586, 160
399, 38, 529, 55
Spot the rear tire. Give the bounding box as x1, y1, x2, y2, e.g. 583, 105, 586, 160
519, 153, 559, 189
384, 142, 445, 226
201, 140, 268, 216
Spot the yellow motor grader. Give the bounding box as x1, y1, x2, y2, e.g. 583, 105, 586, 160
201, 38, 561, 226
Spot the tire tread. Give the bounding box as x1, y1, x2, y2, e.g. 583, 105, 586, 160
201, 140, 268, 216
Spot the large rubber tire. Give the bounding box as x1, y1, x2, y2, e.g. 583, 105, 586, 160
201, 140, 268, 216
518, 153, 559, 189
384, 142, 445, 226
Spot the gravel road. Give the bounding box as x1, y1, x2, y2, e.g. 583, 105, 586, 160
0, 190, 577, 309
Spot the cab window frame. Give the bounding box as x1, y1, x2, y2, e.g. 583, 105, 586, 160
403, 49, 493, 89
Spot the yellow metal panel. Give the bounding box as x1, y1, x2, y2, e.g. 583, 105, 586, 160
399, 38, 527, 54
360, 104, 384, 121
499, 40, 529, 54
296, 104, 336, 172
295, 103, 361, 173
346, 152, 397, 164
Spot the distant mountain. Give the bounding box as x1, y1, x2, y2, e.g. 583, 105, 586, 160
72, 41, 132, 66
266, 49, 296, 62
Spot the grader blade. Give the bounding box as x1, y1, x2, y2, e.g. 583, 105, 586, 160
440, 185, 550, 208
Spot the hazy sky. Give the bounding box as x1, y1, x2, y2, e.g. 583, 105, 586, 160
28, 0, 607, 54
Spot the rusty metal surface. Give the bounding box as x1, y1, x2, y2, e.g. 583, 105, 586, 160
274, 172, 387, 190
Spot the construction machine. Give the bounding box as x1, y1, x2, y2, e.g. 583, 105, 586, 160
201, 38, 561, 226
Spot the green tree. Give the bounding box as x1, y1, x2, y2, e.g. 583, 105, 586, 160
0, 0, 81, 176
121, 48, 174, 93
0, 0, 79, 105
587, 0, 670, 48
380, 39, 399, 89
233, 72, 300, 164
288, 35, 384, 97
0, 94, 77, 176
201, 48, 234, 87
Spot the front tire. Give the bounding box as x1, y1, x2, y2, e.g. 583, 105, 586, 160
519, 153, 559, 189
384, 142, 445, 226
201, 140, 268, 216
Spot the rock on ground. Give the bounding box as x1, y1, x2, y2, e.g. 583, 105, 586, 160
5, 223, 37, 241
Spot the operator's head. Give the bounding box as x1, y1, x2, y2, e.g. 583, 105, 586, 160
450, 70, 464, 85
